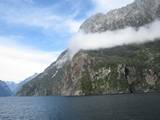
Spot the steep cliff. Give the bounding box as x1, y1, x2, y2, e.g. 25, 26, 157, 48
17, 0, 160, 96
17, 39, 160, 96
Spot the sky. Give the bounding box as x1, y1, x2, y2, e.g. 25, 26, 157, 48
0, 0, 134, 83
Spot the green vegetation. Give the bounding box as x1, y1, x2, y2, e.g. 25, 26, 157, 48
18, 40, 160, 96
80, 72, 92, 95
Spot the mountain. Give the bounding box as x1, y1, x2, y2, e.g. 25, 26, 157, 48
6, 73, 38, 95
15, 73, 38, 93
17, 51, 70, 96
6, 81, 17, 94
17, 0, 160, 96
80, 0, 160, 33
0, 80, 12, 96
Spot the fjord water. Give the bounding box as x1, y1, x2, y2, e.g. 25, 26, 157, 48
0, 94, 160, 120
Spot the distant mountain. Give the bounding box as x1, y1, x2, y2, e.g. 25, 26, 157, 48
6, 81, 17, 94
6, 73, 38, 95
0, 80, 12, 96
18, 0, 160, 96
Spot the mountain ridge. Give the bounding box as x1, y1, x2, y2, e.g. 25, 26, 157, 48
80, 0, 160, 33
17, 0, 160, 96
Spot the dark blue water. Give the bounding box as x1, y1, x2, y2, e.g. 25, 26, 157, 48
0, 93, 160, 120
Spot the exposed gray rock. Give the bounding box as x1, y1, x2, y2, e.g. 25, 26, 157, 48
80, 0, 160, 33
145, 69, 158, 86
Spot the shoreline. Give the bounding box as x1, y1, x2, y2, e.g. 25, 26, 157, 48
2, 91, 160, 97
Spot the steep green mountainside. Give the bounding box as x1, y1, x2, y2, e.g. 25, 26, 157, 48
17, 50, 70, 96
17, 40, 160, 96
17, 0, 160, 96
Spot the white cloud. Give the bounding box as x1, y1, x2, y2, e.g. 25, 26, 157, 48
91, 0, 134, 13
0, 37, 60, 83
69, 20, 160, 57
5, 8, 62, 29
0, 0, 83, 83
0, 1, 82, 34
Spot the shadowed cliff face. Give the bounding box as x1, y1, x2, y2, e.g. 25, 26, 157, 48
17, 0, 160, 96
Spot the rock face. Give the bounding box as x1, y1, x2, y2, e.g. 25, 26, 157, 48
80, 0, 160, 33
17, 0, 160, 96
17, 40, 160, 96
0, 80, 12, 96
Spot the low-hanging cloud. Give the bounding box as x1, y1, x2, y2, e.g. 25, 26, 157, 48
69, 20, 160, 57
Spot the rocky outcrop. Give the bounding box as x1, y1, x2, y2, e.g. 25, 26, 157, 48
80, 0, 160, 33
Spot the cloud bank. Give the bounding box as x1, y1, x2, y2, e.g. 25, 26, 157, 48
69, 20, 160, 57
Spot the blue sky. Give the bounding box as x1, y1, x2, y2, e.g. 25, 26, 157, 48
0, 0, 93, 51
0, 0, 134, 82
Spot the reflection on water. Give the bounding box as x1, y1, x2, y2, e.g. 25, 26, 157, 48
0, 93, 160, 120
